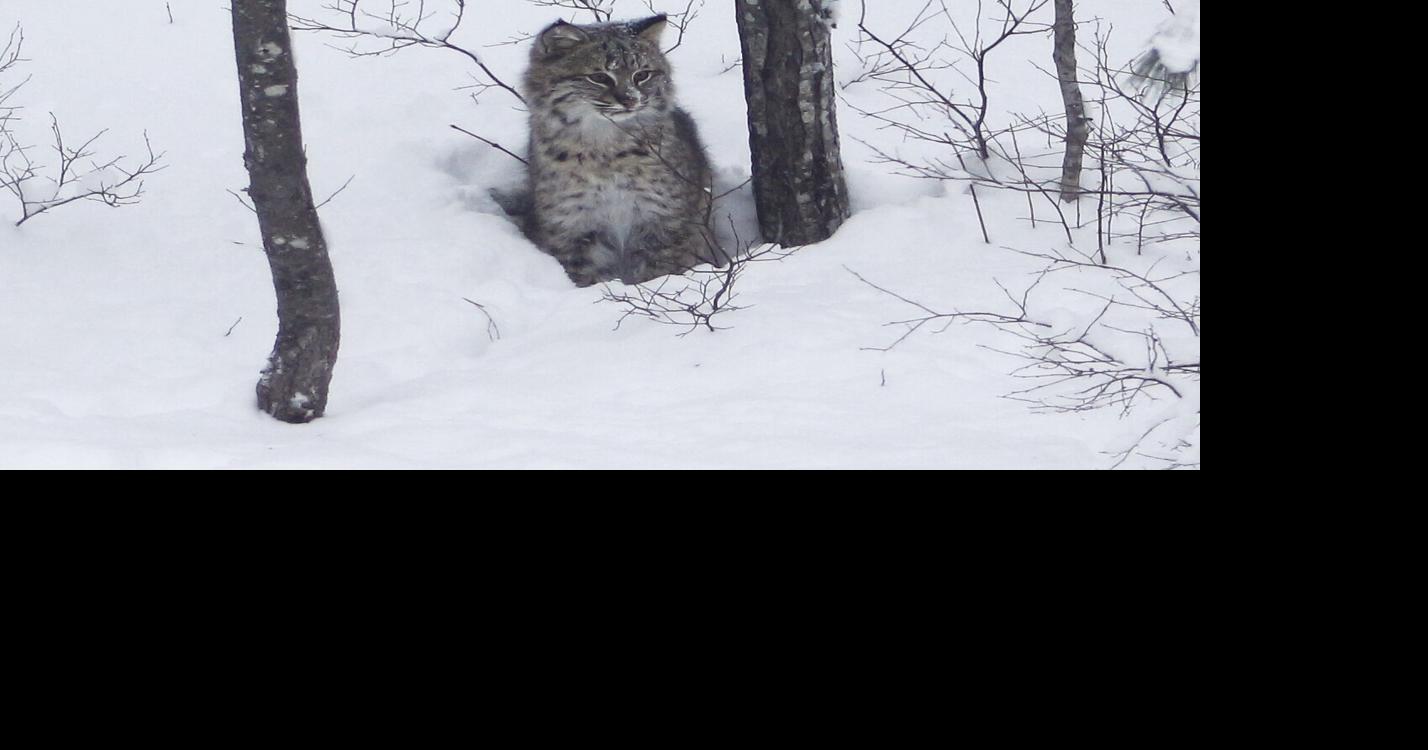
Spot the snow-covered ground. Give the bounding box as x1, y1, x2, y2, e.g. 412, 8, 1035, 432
0, 0, 1196, 469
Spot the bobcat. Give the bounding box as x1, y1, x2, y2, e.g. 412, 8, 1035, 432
522, 15, 715, 287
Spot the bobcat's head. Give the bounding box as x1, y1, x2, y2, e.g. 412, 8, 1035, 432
524, 15, 673, 125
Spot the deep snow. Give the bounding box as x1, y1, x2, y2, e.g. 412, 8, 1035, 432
0, 0, 1196, 469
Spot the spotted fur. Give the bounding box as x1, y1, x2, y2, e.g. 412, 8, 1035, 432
522, 15, 714, 287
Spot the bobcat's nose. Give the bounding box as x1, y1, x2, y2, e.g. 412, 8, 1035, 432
615, 91, 641, 111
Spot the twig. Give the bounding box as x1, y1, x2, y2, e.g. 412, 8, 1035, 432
450, 124, 527, 165
463, 297, 502, 341
315, 174, 356, 209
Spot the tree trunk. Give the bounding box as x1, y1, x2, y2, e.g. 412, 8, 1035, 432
233, 0, 340, 423
736, 0, 850, 247
1054, 0, 1088, 203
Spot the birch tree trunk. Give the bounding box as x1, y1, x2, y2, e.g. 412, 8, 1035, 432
736, 0, 850, 247
233, 0, 340, 423
1054, 0, 1089, 203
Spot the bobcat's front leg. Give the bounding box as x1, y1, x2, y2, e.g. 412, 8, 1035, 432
623, 222, 718, 284
543, 230, 604, 287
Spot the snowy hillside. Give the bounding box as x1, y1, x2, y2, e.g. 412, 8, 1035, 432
0, 0, 1198, 469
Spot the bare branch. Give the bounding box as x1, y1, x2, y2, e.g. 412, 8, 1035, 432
449, 123, 527, 165
288, 0, 526, 105
1, 114, 166, 227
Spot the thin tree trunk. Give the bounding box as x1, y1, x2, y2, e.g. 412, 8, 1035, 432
736, 0, 850, 246
1054, 0, 1088, 203
233, 0, 340, 423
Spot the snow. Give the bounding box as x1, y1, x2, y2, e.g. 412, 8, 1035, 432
1148, 2, 1200, 74
0, 1, 1197, 469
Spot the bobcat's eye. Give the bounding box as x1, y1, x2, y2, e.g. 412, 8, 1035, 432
586, 74, 615, 87
633, 70, 655, 85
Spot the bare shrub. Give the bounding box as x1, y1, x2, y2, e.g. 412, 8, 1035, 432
601, 238, 790, 335
0, 24, 165, 227
847, 2, 1200, 468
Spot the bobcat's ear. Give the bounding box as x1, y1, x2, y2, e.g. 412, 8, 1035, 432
538, 20, 588, 56
630, 14, 668, 44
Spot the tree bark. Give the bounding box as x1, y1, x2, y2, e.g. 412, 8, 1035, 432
233, 0, 340, 423
736, 0, 850, 247
1053, 0, 1088, 203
